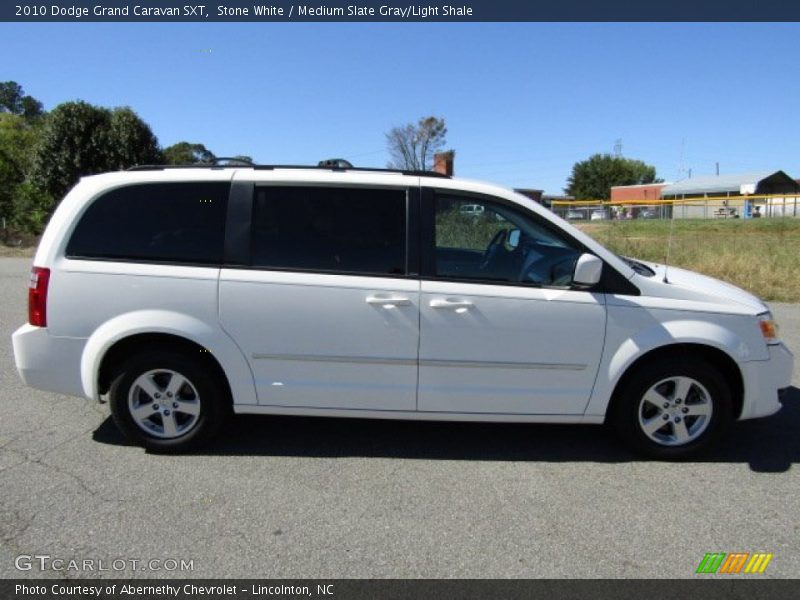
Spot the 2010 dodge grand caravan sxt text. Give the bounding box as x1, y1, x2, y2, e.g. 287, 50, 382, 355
12, 163, 794, 458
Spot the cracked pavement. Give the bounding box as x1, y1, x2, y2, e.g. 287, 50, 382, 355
1, 257, 799, 579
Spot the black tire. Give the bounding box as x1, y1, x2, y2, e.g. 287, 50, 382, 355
109, 350, 229, 452
610, 358, 733, 460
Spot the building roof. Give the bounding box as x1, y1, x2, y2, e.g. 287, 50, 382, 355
660, 171, 784, 196
610, 182, 670, 190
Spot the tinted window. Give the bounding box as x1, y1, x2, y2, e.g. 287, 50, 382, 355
66, 182, 230, 265
434, 193, 582, 286
251, 186, 406, 275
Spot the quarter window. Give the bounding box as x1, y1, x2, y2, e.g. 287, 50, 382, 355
66, 182, 230, 265
251, 186, 407, 276
434, 193, 583, 286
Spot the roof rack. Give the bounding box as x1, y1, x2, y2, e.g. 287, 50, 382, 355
127, 159, 450, 178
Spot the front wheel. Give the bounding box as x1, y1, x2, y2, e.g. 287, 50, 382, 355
610, 358, 733, 459
109, 351, 229, 452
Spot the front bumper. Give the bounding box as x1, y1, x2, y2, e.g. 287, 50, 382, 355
739, 342, 794, 420
12, 324, 88, 399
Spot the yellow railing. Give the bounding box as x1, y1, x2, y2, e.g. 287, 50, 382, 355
549, 193, 800, 219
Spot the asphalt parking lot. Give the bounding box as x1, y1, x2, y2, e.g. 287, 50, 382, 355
1, 256, 798, 579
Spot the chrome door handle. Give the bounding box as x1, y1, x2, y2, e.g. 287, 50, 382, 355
366, 295, 412, 307
429, 298, 473, 309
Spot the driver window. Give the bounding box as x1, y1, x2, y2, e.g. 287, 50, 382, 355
434, 194, 582, 286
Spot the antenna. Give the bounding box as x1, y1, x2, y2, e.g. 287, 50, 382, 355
663, 203, 675, 284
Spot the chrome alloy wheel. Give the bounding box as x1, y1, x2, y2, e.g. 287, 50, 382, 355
127, 369, 201, 439
637, 376, 713, 446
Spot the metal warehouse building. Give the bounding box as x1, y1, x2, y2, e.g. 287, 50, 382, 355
660, 171, 799, 218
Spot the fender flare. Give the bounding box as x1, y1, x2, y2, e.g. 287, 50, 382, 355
80, 310, 257, 405
586, 319, 747, 416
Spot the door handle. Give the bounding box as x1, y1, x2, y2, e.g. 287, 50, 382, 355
366, 295, 412, 307
429, 298, 474, 309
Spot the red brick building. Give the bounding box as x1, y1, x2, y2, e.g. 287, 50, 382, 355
610, 183, 667, 202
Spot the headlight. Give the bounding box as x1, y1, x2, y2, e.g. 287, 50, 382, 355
758, 313, 780, 344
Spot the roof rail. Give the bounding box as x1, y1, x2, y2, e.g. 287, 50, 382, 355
214, 156, 256, 166
127, 161, 450, 178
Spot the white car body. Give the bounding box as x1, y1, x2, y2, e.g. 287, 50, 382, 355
11, 167, 793, 453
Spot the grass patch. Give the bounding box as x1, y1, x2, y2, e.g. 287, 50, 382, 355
0, 244, 36, 258
436, 210, 507, 250
577, 218, 800, 302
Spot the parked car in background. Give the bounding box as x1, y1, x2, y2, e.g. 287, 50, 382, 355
459, 203, 485, 217
639, 207, 658, 219
566, 209, 585, 220
12, 162, 794, 459
590, 209, 608, 221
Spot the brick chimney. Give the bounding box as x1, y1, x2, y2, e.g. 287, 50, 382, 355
433, 151, 454, 176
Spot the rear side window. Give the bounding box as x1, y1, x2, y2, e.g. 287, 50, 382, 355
66, 182, 230, 265
251, 186, 407, 276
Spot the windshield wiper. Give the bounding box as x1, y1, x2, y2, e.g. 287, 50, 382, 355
621, 257, 656, 277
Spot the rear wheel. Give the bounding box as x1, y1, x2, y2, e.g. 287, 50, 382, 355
109, 351, 229, 452
611, 358, 733, 459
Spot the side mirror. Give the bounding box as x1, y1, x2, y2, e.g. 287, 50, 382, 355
573, 253, 603, 287
507, 229, 521, 249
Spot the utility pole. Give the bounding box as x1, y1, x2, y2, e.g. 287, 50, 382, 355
716, 162, 719, 176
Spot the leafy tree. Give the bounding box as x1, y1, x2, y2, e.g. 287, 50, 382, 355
0, 81, 43, 119
386, 116, 449, 171
108, 107, 162, 169
0, 147, 17, 225
30, 101, 160, 201
8, 182, 52, 234
565, 153, 660, 200
163, 142, 215, 165
0, 113, 43, 227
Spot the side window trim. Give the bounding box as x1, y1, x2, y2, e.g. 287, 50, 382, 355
406, 186, 421, 277
420, 186, 437, 277
223, 180, 254, 267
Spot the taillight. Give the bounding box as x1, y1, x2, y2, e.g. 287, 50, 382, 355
28, 267, 50, 327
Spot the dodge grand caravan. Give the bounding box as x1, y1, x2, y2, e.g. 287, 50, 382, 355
12, 163, 794, 458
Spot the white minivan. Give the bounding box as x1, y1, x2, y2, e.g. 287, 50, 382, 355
12, 164, 794, 458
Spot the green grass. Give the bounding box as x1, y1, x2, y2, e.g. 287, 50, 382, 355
577, 218, 800, 302
436, 210, 507, 250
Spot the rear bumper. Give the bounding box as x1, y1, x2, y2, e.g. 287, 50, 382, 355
739, 342, 794, 420
12, 324, 88, 398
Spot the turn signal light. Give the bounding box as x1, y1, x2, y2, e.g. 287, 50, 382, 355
758, 316, 778, 344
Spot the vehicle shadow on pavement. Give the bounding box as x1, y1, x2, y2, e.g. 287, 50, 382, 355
93, 386, 800, 473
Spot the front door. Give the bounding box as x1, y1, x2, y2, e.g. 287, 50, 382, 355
418, 191, 606, 415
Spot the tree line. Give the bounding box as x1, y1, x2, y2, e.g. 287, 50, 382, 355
0, 81, 249, 237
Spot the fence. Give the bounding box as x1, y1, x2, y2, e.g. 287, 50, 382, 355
549, 194, 800, 221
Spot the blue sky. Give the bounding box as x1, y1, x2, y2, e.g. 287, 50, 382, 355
2, 22, 799, 194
